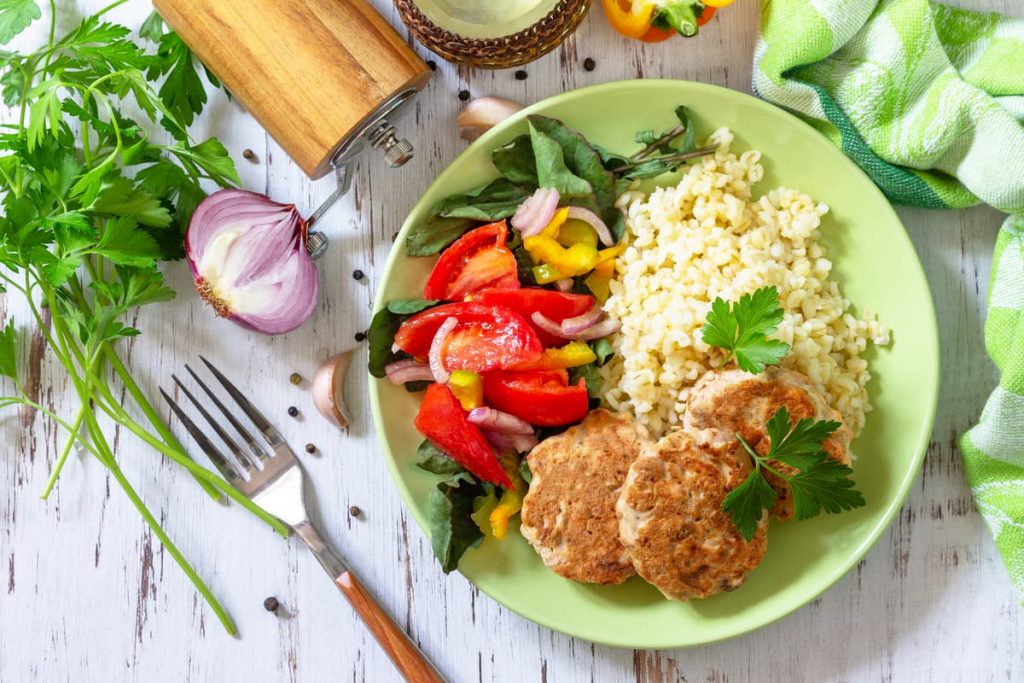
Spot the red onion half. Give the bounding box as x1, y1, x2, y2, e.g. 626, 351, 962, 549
186, 189, 318, 335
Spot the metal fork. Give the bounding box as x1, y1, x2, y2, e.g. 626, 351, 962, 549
161, 356, 444, 682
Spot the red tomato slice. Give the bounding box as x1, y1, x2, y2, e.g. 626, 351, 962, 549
414, 384, 513, 488
482, 370, 589, 427
472, 288, 596, 347
423, 221, 519, 301
393, 302, 542, 372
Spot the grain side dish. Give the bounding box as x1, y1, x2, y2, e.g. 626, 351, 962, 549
601, 128, 890, 439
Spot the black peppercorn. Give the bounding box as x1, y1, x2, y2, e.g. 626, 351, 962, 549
427, 60, 437, 71
514, 69, 528, 81
304, 443, 316, 454
354, 331, 367, 342
349, 505, 362, 517
263, 596, 279, 612
583, 57, 596, 72
352, 269, 364, 281
287, 406, 298, 417
242, 148, 256, 161
458, 89, 470, 101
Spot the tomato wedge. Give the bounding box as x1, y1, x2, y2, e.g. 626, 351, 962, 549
414, 384, 513, 488
393, 302, 542, 372
423, 221, 519, 301
482, 370, 589, 427
472, 288, 596, 347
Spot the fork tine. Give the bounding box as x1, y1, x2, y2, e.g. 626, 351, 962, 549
199, 355, 285, 449
171, 375, 256, 472
184, 364, 269, 463
159, 387, 242, 483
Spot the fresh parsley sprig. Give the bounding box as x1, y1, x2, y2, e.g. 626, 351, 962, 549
723, 407, 866, 541
0, 3, 286, 634
701, 285, 791, 374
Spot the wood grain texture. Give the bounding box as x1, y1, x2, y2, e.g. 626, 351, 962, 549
153, 0, 430, 178
2, 1, 1023, 682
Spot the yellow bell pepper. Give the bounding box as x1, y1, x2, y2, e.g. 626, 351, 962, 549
586, 259, 616, 303
514, 341, 596, 370
448, 370, 483, 410
557, 220, 598, 249
595, 242, 626, 265
532, 263, 568, 284
523, 234, 565, 265
489, 467, 528, 541
540, 207, 570, 239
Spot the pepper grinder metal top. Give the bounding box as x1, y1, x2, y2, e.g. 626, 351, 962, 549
154, 0, 432, 255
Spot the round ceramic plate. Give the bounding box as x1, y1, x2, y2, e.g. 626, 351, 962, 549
368, 80, 939, 649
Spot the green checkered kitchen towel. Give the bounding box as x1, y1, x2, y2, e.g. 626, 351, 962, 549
754, 0, 1024, 594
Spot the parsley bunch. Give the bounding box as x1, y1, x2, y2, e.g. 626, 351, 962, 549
0, 2, 288, 634
723, 407, 866, 541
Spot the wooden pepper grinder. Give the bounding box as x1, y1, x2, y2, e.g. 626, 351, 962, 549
154, 0, 432, 255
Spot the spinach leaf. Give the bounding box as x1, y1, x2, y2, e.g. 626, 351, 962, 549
570, 362, 602, 399
428, 472, 490, 573
528, 115, 621, 240
405, 215, 475, 256
367, 298, 439, 377
434, 177, 533, 220
491, 135, 537, 185
507, 230, 537, 285
403, 380, 431, 393
388, 298, 440, 315
591, 338, 614, 367
519, 458, 533, 485
528, 120, 592, 199
416, 440, 466, 475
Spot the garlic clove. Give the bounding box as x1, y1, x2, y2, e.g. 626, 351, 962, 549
456, 97, 523, 141
312, 350, 354, 429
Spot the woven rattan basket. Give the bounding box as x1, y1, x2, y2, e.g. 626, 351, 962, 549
395, 0, 592, 69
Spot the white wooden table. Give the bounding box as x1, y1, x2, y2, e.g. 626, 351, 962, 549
2, 1, 1023, 681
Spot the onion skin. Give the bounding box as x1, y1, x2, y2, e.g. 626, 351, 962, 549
561, 304, 604, 335
566, 206, 615, 246
312, 350, 354, 429
429, 317, 459, 383
469, 407, 535, 434
512, 187, 560, 237
384, 359, 435, 386
532, 310, 622, 341
186, 188, 318, 335
484, 429, 539, 454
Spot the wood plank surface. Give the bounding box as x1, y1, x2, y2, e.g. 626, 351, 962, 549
1, 1, 1022, 681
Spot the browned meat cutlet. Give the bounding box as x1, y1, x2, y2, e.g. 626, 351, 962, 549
520, 409, 653, 585
617, 429, 768, 601
683, 366, 853, 519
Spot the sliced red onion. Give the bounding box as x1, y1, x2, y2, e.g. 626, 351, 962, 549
468, 407, 534, 435
186, 188, 317, 335
561, 304, 604, 336
554, 278, 574, 292
429, 316, 458, 383
484, 429, 540, 454
569, 318, 621, 340
531, 311, 622, 341
384, 359, 435, 386
567, 206, 615, 246
511, 187, 560, 237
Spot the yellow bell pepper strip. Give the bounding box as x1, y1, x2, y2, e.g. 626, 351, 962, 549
594, 242, 626, 266
448, 370, 483, 410
489, 466, 528, 540
523, 234, 564, 264
540, 207, 570, 239
703, 0, 733, 7
586, 259, 616, 303
513, 341, 597, 371
532, 263, 568, 284
601, 0, 657, 39
524, 236, 600, 278
557, 220, 598, 249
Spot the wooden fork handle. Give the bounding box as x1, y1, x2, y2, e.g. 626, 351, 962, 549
335, 570, 446, 682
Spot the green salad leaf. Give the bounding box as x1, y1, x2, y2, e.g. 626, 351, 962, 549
528, 119, 593, 198
367, 298, 440, 378
491, 134, 537, 185
428, 472, 493, 573
416, 440, 466, 475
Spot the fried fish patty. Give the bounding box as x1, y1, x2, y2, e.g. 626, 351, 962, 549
617, 430, 768, 601
683, 366, 853, 519
520, 409, 653, 585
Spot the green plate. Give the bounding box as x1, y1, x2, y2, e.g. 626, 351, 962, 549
368, 80, 939, 648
